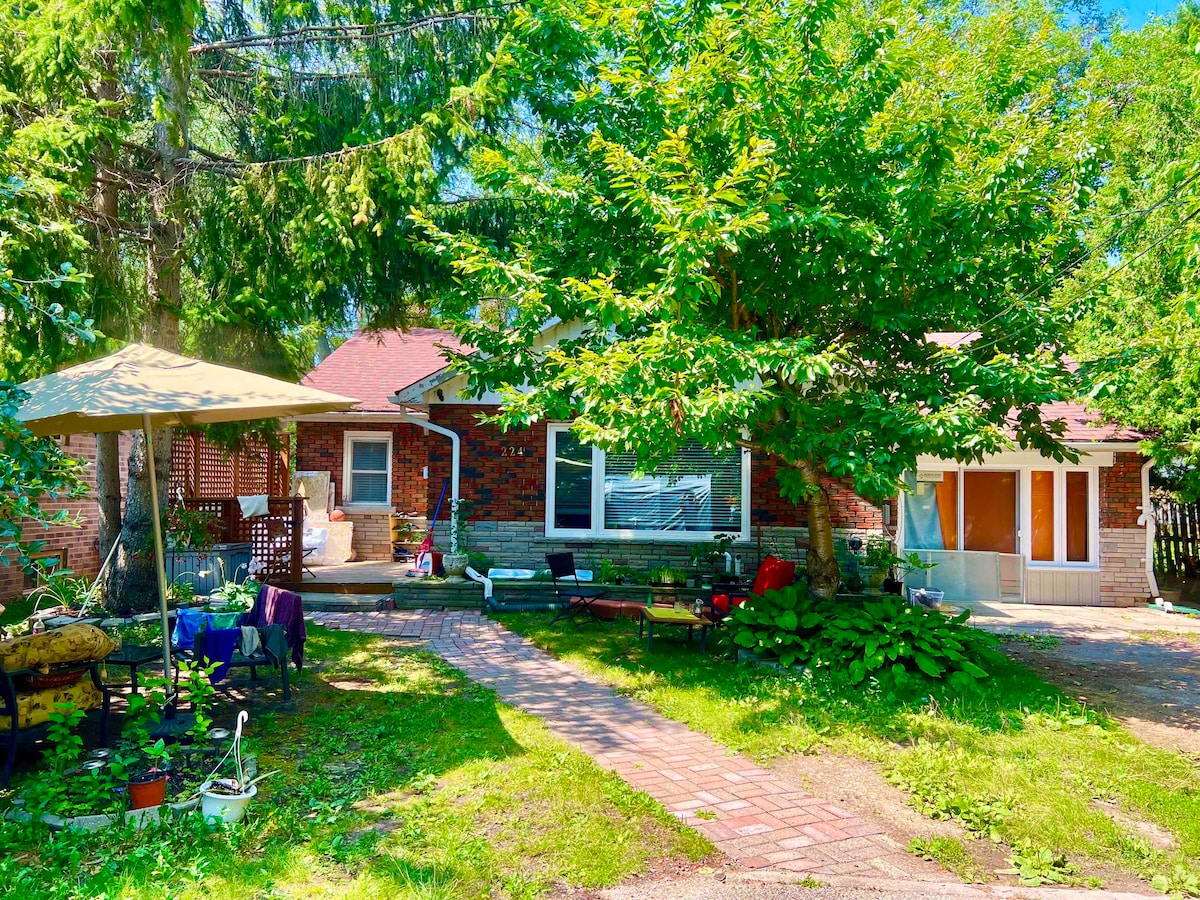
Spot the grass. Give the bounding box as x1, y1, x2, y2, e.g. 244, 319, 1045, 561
500, 612, 1200, 891
0, 626, 709, 900
908, 836, 989, 883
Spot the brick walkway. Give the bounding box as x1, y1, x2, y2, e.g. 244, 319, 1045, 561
309, 609, 918, 877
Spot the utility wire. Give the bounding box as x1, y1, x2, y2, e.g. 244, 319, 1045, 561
946, 166, 1200, 348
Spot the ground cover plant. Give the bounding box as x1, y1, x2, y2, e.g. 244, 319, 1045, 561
501, 612, 1200, 892
727, 586, 1000, 688
0, 627, 708, 899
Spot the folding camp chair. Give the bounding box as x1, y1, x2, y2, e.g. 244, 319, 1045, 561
546, 552, 607, 627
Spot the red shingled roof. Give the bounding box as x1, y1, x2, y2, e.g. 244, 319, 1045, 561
925, 332, 1145, 443
301, 328, 464, 412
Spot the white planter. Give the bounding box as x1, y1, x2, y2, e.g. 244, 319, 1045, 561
200, 782, 257, 824
442, 552, 469, 583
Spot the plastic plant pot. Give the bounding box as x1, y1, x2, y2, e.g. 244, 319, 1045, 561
127, 771, 168, 811
200, 781, 257, 824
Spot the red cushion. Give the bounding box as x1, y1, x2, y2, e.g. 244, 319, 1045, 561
751, 555, 796, 596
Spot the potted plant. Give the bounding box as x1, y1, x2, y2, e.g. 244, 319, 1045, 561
162, 506, 252, 598
127, 739, 170, 810
857, 536, 896, 595
199, 711, 276, 824
441, 500, 472, 583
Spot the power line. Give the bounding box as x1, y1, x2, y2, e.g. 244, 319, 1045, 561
946, 166, 1200, 349
968, 200, 1200, 357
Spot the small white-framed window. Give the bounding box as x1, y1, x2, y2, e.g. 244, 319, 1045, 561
343, 431, 392, 508
545, 424, 751, 541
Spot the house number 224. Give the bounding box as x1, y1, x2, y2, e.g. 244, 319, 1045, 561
500, 446, 529, 457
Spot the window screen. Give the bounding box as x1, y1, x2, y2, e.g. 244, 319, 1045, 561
552, 431, 593, 530
348, 439, 389, 504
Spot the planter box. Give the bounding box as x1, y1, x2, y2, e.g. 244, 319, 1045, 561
165, 543, 252, 595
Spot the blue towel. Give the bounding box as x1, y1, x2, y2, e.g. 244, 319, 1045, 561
172, 608, 206, 651
198, 627, 240, 684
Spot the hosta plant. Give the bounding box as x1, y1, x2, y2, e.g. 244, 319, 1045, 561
728, 586, 1001, 690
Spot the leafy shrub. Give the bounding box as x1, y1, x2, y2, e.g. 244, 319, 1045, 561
727, 586, 1001, 689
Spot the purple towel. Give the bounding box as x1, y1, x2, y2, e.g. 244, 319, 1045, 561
246, 584, 306, 670
198, 627, 240, 684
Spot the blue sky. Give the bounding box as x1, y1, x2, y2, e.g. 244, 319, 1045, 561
1100, 0, 1180, 28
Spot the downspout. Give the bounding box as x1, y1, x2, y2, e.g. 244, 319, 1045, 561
397, 410, 461, 553
1137, 458, 1161, 599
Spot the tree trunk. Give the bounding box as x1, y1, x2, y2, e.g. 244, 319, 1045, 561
102, 429, 170, 613
92, 52, 124, 564
798, 458, 841, 600
101, 55, 188, 611
95, 432, 122, 560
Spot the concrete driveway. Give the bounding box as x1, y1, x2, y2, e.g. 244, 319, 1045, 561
963, 601, 1200, 752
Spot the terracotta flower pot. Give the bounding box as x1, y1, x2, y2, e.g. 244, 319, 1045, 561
127, 771, 168, 811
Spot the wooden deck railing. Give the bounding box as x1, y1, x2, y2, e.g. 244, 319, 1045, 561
180, 496, 304, 585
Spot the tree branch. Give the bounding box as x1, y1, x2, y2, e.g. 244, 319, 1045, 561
189, 4, 522, 55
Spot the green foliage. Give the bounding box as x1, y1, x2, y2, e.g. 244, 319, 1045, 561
728, 586, 1000, 688
1152, 864, 1200, 897
1068, 7, 1200, 496
888, 743, 1011, 841
162, 506, 221, 551
211, 576, 260, 611
907, 836, 989, 883
1001, 840, 1080, 886
418, 0, 1105, 595
647, 565, 688, 586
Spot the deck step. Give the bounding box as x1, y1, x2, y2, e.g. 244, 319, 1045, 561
298, 592, 388, 612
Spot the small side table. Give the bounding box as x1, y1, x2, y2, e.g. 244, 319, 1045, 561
638, 606, 713, 651
106, 645, 162, 694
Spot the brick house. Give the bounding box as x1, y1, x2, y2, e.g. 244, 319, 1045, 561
296, 326, 1157, 607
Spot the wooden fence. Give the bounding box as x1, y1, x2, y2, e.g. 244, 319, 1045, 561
1153, 497, 1200, 579
170, 431, 290, 499
180, 496, 304, 585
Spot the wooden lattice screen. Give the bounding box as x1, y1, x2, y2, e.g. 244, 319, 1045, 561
1154, 497, 1200, 580
170, 431, 290, 499
180, 496, 304, 585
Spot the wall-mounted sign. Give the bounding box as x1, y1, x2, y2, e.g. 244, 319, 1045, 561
915, 471, 945, 483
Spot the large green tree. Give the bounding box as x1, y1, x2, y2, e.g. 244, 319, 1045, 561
417, 0, 1108, 598
3, 0, 520, 608
0, 175, 90, 580
1069, 5, 1200, 497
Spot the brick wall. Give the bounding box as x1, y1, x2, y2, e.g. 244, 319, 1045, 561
294, 421, 432, 515
427, 406, 546, 522
752, 457, 892, 529
1101, 452, 1147, 529
0, 433, 131, 600
1100, 528, 1152, 607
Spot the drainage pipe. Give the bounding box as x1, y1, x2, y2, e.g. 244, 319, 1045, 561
466, 567, 563, 612
1137, 458, 1161, 599
397, 412, 461, 552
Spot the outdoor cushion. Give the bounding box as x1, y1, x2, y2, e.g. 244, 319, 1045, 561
0, 624, 116, 673
0, 678, 102, 731
751, 556, 797, 596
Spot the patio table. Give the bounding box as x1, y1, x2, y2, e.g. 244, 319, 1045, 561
105, 644, 163, 694
638, 606, 714, 651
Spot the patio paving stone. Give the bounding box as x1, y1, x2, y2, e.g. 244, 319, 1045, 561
307, 609, 918, 877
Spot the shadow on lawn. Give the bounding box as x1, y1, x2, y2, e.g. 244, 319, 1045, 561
497, 612, 1088, 746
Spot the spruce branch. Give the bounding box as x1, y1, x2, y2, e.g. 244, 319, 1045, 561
189, 4, 523, 55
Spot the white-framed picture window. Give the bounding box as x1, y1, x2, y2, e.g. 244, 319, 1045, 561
342, 431, 392, 508
900, 463, 1098, 567
545, 424, 751, 541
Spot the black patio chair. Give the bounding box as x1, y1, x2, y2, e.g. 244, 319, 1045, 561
546, 552, 607, 627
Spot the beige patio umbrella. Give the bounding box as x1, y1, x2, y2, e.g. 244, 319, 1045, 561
16, 343, 357, 686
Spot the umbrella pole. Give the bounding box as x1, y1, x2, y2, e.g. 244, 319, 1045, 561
143, 413, 174, 691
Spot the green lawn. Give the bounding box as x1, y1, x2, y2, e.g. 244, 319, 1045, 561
0, 626, 709, 900
500, 612, 1200, 892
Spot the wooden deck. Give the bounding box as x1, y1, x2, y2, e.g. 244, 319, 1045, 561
280, 559, 416, 593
